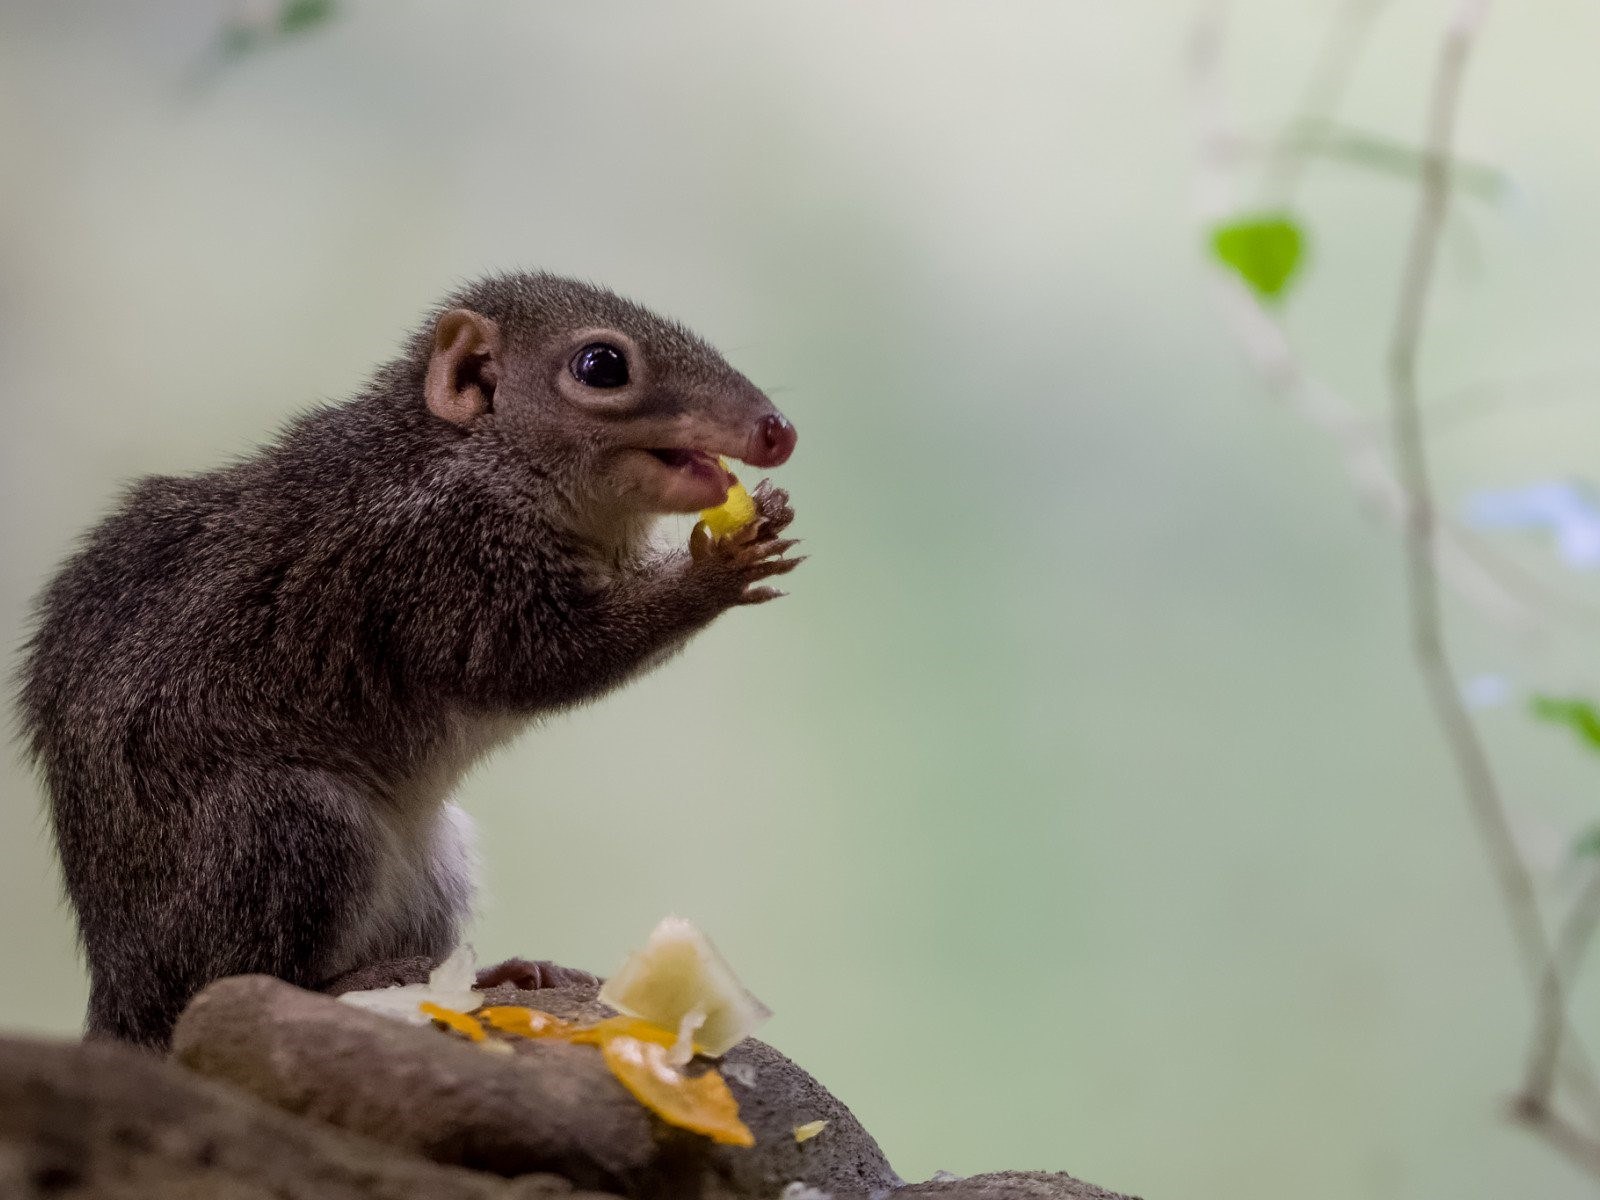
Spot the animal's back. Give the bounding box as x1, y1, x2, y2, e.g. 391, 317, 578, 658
14, 271, 803, 1047
22, 469, 247, 775
16, 449, 437, 1044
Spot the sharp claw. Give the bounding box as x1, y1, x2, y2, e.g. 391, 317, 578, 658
747, 557, 802, 581
689, 522, 714, 562
739, 586, 786, 605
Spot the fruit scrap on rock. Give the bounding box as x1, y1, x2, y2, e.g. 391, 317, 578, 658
377, 918, 764, 1147
602, 1035, 755, 1147
338, 944, 484, 1024
419, 1001, 485, 1042
793, 1119, 828, 1144
478, 1006, 578, 1040
468, 1004, 755, 1146
598, 914, 772, 1057
568, 1014, 678, 1050
697, 461, 758, 539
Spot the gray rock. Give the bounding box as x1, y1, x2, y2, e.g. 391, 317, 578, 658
176, 975, 903, 1199
143, 974, 1133, 1200
879, 1169, 1139, 1199
0, 1033, 616, 1200
173, 975, 658, 1191
481, 983, 903, 1198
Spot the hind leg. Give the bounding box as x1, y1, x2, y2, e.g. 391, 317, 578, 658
313, 799, 479, 995
82, 767, 376, 1049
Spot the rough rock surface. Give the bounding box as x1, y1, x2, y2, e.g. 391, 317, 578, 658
2, 974, 1140, 1200
858, 1170, 1140, 1199
174, 976, 658, 1190
175, 975, 903, 1197
480, 982, 904, 1198
0, 1034, 615, 1200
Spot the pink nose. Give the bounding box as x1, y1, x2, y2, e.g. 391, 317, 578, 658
746, 413, 797, 468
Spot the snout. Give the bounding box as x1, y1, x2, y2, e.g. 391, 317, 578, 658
744, 413, 797, 468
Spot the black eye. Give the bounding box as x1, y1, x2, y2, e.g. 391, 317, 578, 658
570, 343, 630, 389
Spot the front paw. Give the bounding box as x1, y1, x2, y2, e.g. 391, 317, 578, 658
689, 480, 804, 607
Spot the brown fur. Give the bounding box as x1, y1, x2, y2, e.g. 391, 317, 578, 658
16, 272, 801, 1048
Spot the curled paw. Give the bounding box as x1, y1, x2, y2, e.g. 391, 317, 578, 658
689, 481, 805, 606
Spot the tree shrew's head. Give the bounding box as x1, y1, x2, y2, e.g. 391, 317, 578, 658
420, 272, 796, 516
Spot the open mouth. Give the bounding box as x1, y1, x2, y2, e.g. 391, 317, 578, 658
646, 448, 734, 495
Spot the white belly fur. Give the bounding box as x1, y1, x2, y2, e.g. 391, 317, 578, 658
322, 709, 528, 977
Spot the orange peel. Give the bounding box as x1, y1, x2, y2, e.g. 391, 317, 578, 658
478, 1006, 578, 1040
437, 915, 772, 1148
568, 1014, 680, 1049
470, 1003, 754, 1146
418, 1001, 486, 1042
601, 1034, 755, 1147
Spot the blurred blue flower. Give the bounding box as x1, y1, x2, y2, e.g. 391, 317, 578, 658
1462, 480, 1600, 569
1461, 673, 1511, 709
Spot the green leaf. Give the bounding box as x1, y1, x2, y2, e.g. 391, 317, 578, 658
279, 0, 337, 35
211, 0, 336, 69
1529, 694, 1600, 752
1574, 824, 1600, 859
1209, 214, 1306, 302
218, 24, 262, 60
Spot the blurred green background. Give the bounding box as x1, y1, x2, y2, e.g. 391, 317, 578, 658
5, 2, 1600, 1197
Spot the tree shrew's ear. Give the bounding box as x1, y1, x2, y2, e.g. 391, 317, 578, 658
425, 308, 501, 425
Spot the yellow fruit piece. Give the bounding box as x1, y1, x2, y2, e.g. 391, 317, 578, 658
698, 462, 758, 539
793, 1119, 828, 1143
598, 915, 772, 1058
418, 1001, 486, 1042
601, 1034, 755, 1147
478, 1006, 578, 1040
793, 1119, 828, 1144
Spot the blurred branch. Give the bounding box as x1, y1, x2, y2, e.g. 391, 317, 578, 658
1387, 0, 1511, 894
1385, 20, 1600, 1145
1425, 367, 1600, 435
1526, 865, 1600, 1125
1280, 120, 1509, 201
1554, 866, 1600, 995
1379, 0, 1600, 1134
1512, 1101, 1600, 1177
1261, 0, 1387, 206
1191, 0, 1600, 1177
